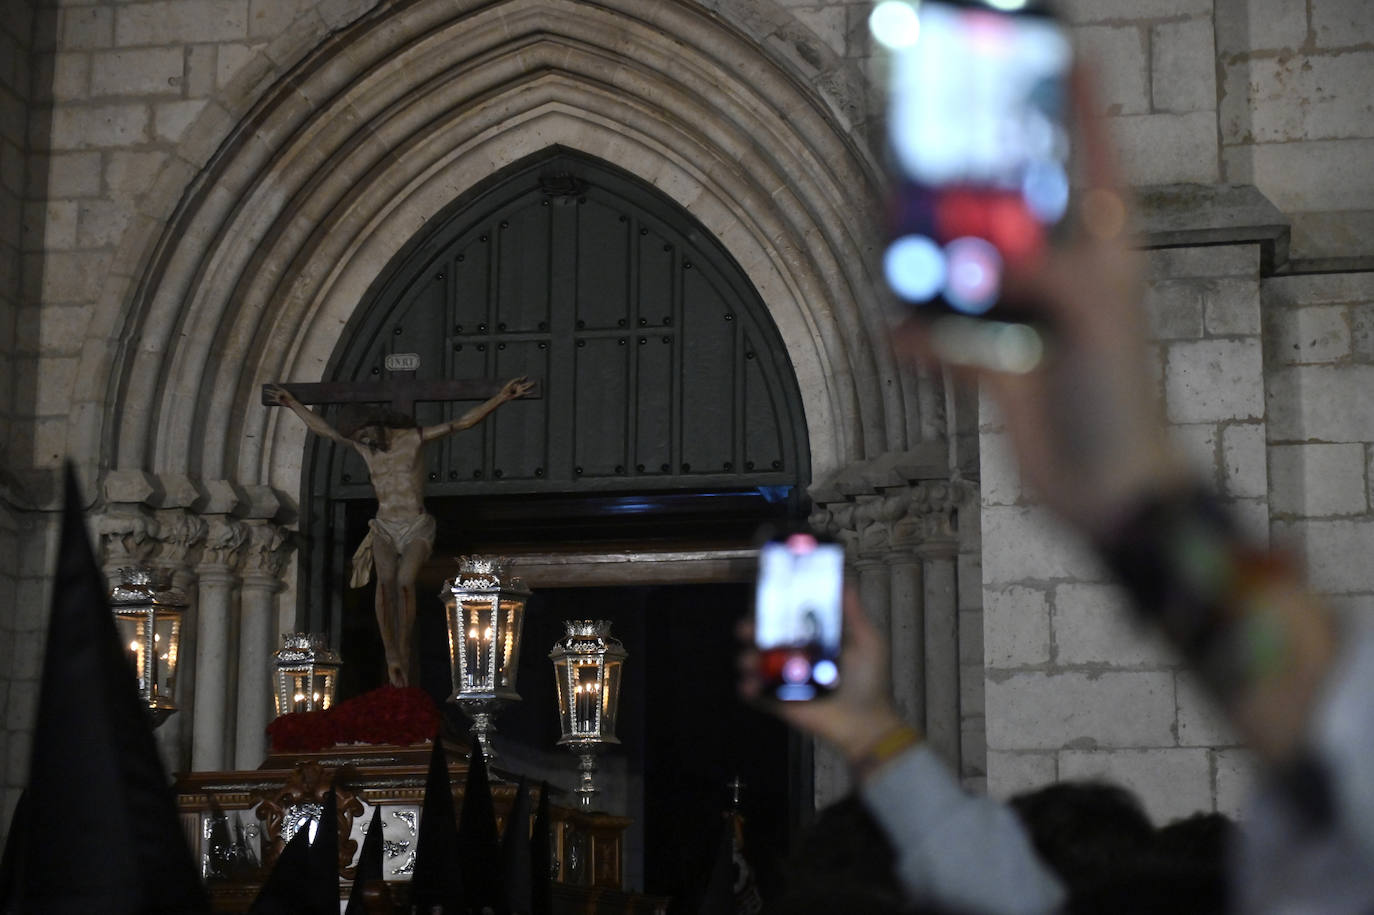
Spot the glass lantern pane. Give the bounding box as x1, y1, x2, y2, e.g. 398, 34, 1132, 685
499, 598, 525, 688
602, 660, 622, 736
290, 673, 312, 713
445, 608, 460, 678
153, 615, 179, 698
574, 663, 600, 736
115, 617, 145, 685
274, 671, 289, 716
553, 658, 571, 734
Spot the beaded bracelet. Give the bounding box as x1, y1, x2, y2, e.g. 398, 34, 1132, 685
1096, 484, 1298, 697
1099, 484, 1337, 827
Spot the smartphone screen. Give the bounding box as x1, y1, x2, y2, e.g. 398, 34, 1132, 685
872, 0, 1072, 370
754, 532, 844, 701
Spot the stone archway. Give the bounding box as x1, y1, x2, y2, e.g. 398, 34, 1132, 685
77, 0, 938, 774
87, 0, 923, 491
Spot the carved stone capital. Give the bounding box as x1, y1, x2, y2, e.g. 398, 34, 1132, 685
152, 508, 207, 570
908, 480, 970, 557
95, 507, 160, 573
241, 521, 292, 581
809, 502, 859, 552
855, 491, 910, 555
200, 516, 248, 570
812, 472, 973, 560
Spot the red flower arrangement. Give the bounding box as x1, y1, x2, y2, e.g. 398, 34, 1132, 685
266, 686, 441, 752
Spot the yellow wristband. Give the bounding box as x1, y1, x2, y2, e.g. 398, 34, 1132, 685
852, 725, 921, 779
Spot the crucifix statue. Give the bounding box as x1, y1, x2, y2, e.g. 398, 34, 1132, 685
264, 364, 537, 687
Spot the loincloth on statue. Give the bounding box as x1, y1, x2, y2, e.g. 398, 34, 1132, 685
348, 514, 437, 588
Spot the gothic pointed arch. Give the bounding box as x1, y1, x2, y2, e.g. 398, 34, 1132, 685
323, 147, 809, 499
79, 0, 930, 509
300, 148, 813, 626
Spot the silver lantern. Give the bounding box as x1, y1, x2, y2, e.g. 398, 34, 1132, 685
550, 620, 626, 810
110, 566, 188, 727
272, 633, 341, 715
442, 556, 530, 759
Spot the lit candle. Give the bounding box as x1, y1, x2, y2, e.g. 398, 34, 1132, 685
467, 625, 479, 688
483, 625, 494, 687
128, 639, 144, 684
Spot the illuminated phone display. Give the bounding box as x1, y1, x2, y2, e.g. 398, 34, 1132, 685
873, 0, 1072, 330
754, 533, 844, 701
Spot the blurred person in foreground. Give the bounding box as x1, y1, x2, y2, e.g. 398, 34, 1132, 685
742, 67, 1374, 915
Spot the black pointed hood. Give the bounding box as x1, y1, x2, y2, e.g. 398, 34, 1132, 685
409, 736, 463, 913
16, 465, 208, 913
500, 777, 532, 915
458, 745, 503, 913
0, 790, 31, 912
696, 818, 735, 915
530, 783, 553, 915
249, 822, 314, 914
344, 807, 386, 915
304, 785, 340, 913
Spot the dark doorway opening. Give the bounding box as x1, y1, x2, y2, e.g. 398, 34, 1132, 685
334, 492, 800, 902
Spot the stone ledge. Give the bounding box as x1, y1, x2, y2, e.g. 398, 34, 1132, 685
1135, 183, 1290, 274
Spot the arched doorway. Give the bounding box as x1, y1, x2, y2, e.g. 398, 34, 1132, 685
298, 149, 813, 895
300, 148, 811, 633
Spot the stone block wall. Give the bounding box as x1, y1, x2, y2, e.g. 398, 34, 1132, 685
983, 243, 1267, 824
1218, 0, 1374, 259
1064, 0, 1222, 187
1266, 273, 1374, 606
15, 0, 355, 475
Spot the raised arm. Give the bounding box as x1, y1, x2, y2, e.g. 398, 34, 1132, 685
264, 384, 352, 445
420, 376, 535, 443
739, 592, 1066, 915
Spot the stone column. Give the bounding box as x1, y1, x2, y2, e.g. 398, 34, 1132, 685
807, 501, 858, 807
885, 493, 926, 730
235, 522, 290, 769
914, 482, 961, 769
810, 459, 975, 807
192, 517, 246, 771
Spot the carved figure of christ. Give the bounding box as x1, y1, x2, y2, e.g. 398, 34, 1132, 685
263, 375, 537, 687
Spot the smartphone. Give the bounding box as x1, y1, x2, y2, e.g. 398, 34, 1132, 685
753, 529, 845, 701
872, 0, 1073, 372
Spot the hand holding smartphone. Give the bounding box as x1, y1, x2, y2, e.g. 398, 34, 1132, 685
873, 0, 1073, 372
753, 529, 845, 701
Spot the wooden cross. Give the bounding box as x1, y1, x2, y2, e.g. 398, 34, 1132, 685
260, 354, 541, 416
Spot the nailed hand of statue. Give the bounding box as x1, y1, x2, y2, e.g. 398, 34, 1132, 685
263, 384, 296, 407
502, 376, 536, 400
